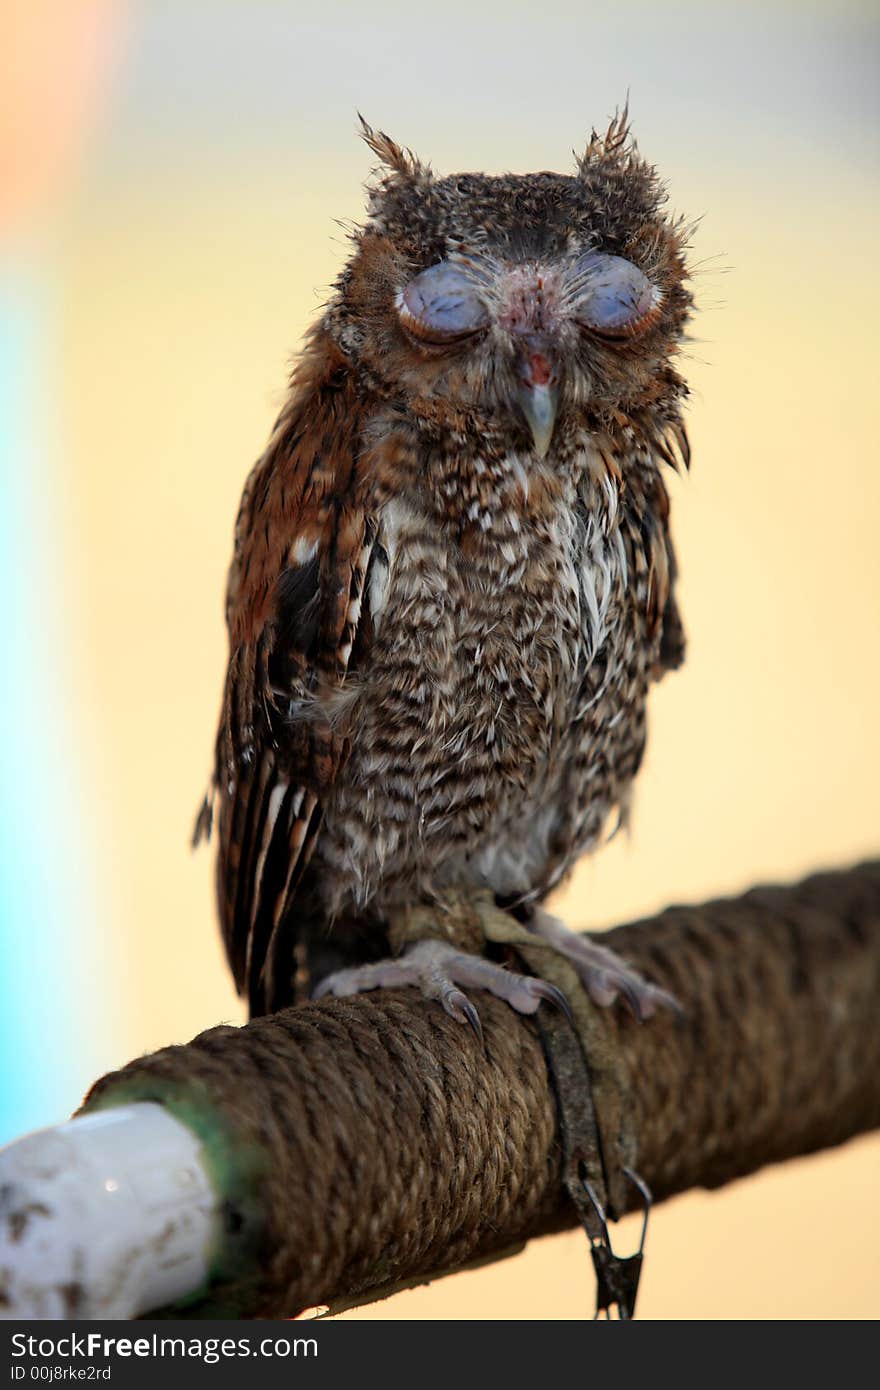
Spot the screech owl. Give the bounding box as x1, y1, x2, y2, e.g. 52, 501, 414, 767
195, 112, 693, 1026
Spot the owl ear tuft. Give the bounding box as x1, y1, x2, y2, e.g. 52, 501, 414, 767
575, 99, 632, 174
358, 115, 423, 179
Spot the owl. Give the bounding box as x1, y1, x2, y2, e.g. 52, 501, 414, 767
195, 113, 692, 1028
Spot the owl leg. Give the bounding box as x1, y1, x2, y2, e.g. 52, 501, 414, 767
522, 906, 679, 1021
312, 937, 570, 1043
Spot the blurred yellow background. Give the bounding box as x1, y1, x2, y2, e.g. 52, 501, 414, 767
1, 0, 878, 1319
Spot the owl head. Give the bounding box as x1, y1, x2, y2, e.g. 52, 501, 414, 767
326, 113, 693, 461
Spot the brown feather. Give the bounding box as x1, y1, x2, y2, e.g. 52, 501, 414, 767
208, 331, 375, 1011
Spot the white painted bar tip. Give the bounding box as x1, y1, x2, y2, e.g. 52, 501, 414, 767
0, 1103, 218, 1319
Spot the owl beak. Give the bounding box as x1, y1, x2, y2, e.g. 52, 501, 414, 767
517, 381, 559, 459
515, 344, 560, 459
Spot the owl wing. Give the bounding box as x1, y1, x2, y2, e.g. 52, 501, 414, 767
199, 339, 375, 1014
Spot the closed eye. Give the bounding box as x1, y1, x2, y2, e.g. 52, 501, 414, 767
397, 261, 489, 346
568, 251, 663, 340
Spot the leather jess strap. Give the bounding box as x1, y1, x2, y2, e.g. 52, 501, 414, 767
512, 937, 649, 1318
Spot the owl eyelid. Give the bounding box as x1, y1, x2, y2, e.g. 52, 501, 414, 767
570, 251, 662, 341
397, 297, 487, 346
397, 261, 489, 346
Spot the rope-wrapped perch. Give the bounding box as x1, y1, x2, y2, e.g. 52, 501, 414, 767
80, 861, 880, 1317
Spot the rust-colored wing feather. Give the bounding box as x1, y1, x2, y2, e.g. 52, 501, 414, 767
198, 334, 374, 1013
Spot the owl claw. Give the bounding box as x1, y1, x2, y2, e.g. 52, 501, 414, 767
444, 987, 484, 1045
537, 981, 575, 1024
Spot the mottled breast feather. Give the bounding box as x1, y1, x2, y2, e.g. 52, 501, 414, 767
313, 422, 682, 919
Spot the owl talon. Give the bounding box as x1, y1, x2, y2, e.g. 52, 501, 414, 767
600, 971, 644, 1021
445, 988, 484, 1044
539, 981, 575, 1024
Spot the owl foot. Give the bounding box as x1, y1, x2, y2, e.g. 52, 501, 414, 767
525, 907, 679, 1021
312, 938, 571, 1044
